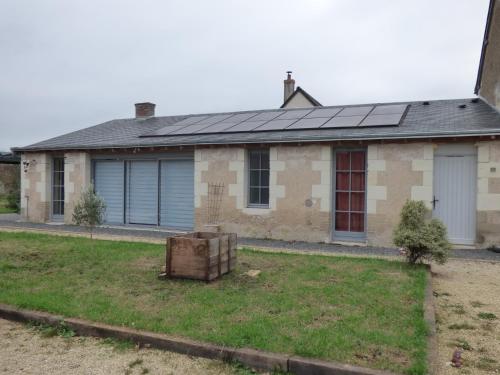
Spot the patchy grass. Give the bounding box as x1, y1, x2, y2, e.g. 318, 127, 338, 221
0, 231, 428, 375
470, 301, 486, 308
448, 323, 476, 330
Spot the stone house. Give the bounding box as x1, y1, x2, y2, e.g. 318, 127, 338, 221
12, 1, 500, 248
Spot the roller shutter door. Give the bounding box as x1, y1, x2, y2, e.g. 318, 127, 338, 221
160, 160, 194, 229
94, 161, 124, 224
127, 161, 158, 225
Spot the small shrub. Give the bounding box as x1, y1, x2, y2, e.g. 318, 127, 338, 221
448, 322, 475, 330
72, 184, 106, 239
478, 312, 497, 320
393, 200, 451, 265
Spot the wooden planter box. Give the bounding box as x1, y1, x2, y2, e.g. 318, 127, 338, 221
165, 232, 237, 281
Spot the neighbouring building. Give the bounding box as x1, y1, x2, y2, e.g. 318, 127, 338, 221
12, 3, 500, 248
0, 152, 20, 195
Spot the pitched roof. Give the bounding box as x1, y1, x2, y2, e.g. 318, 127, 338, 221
13, 98, 500, 152
280, 86, 322, 108
475, 0, 496, 94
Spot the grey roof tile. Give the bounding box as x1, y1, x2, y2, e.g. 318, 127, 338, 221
12, 99, 500, 152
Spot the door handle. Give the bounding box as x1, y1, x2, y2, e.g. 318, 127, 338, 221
431, 196, 439, 209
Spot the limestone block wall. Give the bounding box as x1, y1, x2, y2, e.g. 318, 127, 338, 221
20, 152, 51, 222
366, 143, 433, 246
194, 144, 331, 242
476, 140, 500, 245
63, 152, 91, 224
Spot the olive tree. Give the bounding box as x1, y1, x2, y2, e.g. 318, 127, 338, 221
72, 184, 106, 239
393, 200, 451, 265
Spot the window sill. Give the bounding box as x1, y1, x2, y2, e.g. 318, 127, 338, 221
242, 207, 272, 216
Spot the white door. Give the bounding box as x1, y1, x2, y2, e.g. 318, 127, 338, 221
433, 145, 477, 245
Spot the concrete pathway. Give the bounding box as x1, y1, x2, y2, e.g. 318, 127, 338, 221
1, 214, 499, 262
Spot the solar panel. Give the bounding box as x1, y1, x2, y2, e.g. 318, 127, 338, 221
321, 115, 365, 128
359, 113, 404, 127
170, 115, 208, 126
304, 108, 342, 118
220, 112, 259, 123
254, 119, 297, 131
195, 122, 236, 133
248, 111, 282, 121
336, 106, 373, 117
222, 121, 266, 132
275, 109, 312, 120
287, 117, 330, 129
170, 123, 211, 134
371, 104, 407, 115
148, 124, 188, 136
191, 114, 233, 126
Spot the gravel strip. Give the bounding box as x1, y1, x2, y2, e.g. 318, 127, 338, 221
1, 214, 499, 262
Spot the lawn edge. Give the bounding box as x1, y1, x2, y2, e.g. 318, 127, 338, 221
0, 303, 399, 375
424, 265, 438, 375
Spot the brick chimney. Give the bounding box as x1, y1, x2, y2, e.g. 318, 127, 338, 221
283, 71, 295, 103
135, 102, 156, 118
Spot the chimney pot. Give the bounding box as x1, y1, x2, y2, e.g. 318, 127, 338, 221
135, 102, 156, 118
283, 71, 295, 103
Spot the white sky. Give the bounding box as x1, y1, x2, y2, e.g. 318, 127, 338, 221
0, 0, 490, 151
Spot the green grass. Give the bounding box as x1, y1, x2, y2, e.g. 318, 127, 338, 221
0, 195, 16, 214
0, 231, 428, 375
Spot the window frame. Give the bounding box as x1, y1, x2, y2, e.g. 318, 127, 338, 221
247, 148, 270, 208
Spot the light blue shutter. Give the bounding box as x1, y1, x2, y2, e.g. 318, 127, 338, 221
94, 161, 124, 224
160, 160, 194, 229
127, 161, 158, 225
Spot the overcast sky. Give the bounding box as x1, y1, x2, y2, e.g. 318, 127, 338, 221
0, 0, 490, 151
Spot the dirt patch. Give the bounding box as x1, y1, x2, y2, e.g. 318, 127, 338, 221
432, 259, 500, 374
0, 318, 237, 375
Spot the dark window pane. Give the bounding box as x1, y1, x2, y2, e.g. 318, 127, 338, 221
336, 152, 350, 170
336, 172, 349, 190
260, 151, 270, 169
261, 170, 269, 187
335, 212, 349, 231
249, 171, 260, 186
350, 213, 364, 232
249, 188, 260, 204
249, 151, 260, 169
351, 151, 365, 170
351, 172, 365, 191
260, 187, 269, 205
350, 192, 365, 211
336, 192, 349, 211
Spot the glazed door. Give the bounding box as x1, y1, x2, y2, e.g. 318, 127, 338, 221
333, 150, 366, 240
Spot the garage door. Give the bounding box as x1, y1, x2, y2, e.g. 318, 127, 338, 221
160, 160, 194, 229
94, 161, 124, 224
127, 161, 158, 225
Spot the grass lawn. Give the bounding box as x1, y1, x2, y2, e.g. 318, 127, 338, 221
0, 231, 428, 375
0, 195, 16, 214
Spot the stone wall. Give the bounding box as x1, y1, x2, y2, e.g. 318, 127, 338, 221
477, 140, 500, 245
366, 143, 433, 246
20, 153, 51, 222
63, 152, 91, 224
194, 144, 331, 242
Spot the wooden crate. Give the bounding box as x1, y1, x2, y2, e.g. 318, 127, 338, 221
165, 232, 237, 281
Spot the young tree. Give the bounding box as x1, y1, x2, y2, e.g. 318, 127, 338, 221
72, 184, 106, 239
393, 200, 451, 265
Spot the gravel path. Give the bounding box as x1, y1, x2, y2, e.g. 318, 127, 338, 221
0, 318, 237, 375
1, 214, 499, 262
432, 260, 500, 374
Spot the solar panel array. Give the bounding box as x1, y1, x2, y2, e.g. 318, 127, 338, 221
143, 104, 408, 137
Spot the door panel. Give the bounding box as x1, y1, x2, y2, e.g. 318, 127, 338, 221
52, 157, 65, 219
160, 160, 194, 229
94, 161, 124, 224
433, 145, 476, 245
127, 161, 158, 225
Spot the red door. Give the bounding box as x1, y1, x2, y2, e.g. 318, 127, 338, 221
334, 150, 366, 234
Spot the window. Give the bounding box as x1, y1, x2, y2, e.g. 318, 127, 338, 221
52, 157, 65, 217
334, 150, 366, 234
248, 149, 270, 207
